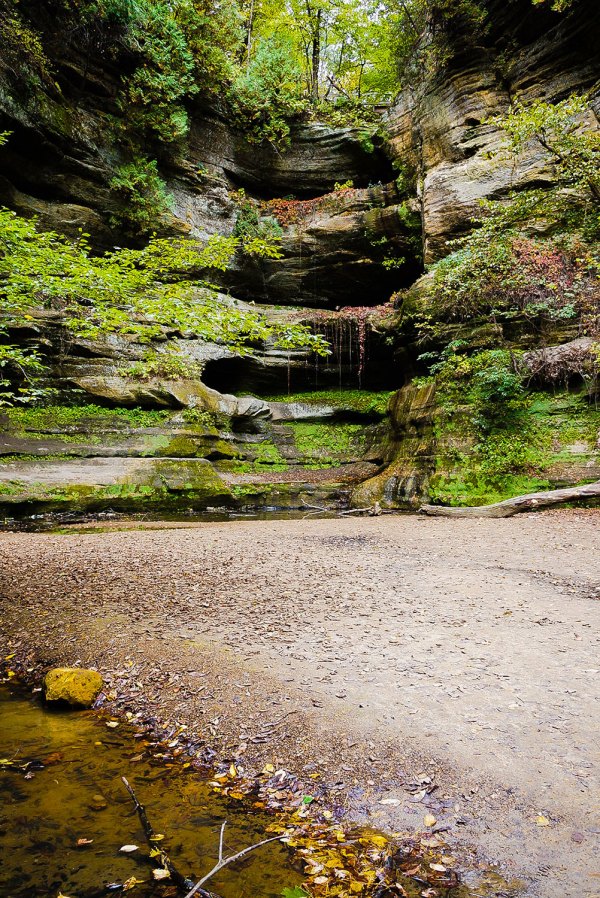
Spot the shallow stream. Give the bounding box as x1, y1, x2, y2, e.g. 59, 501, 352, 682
0, 684, 302, 898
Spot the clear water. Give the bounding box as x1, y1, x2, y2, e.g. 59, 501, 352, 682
0, 685, 302, 898
0, 508, 342, 533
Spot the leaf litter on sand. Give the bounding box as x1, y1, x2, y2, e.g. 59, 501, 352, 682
207, 758, 461, 897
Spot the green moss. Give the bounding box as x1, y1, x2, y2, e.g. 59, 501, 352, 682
5, 404, 172, 433
259, 390, 392, 416
252, 441, 287, 469
288, 422, 366, 466
0, 460, 233, 513
429, 387, 599, 506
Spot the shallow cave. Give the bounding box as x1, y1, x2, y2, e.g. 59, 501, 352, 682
202, 332, 406, 397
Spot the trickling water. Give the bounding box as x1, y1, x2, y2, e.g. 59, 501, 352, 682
0, 685, 302, 898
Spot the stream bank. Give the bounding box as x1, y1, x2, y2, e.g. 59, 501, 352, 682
1, 512, 598, 898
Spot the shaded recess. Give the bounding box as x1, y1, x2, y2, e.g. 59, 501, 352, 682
202, 330, 404, 396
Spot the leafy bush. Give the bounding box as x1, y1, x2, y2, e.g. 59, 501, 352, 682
232, 189, 283, 242
0, 206, 329, 404
429, 233, 596, 327
109, 158, 174, 235
229, 37, 307, 148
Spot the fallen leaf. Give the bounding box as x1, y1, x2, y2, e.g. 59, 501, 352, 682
119, 845, 139, 853
76, 838, 94, 846
379, 798, 401, 806
152, 869, 170, 880
423, 814, 436, 827
106, 721, 119, 729
430, 863, 446, 872
123, 877, 146, 891
149, 834, 165, 841
536, 815, 551, 827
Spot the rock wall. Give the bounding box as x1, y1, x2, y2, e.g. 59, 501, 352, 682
385, 0, 600, 263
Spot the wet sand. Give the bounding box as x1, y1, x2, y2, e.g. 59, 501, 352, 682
1, 509, 599, 896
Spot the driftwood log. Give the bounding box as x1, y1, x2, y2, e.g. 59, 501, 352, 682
419, 480, 600, 518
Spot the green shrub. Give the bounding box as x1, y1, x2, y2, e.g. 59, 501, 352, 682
109, 158, 174, 235
229, 37, 307, 149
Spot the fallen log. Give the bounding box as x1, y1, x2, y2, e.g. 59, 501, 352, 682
419, 480, 600, 518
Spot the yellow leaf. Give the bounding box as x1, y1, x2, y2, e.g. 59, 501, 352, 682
350, 882, 364, 893
430, 863, 446, 872
149, 847, 162, 858
536, 815, 551, 827
322, 810, 333, 820
360, 834, 387, 849
262, 763, 275, 775
123, 877, 146, 890
149, 834, 165, 841
106, 721, 119, 729
229, 764, 237, 777
423, 814, 436, 827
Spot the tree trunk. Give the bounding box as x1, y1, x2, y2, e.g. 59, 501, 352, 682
311, 8, 321, 103
419, 480, 600, 518
246, 0, 255, 68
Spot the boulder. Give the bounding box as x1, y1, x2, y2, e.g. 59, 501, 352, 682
44, 668, 103, 708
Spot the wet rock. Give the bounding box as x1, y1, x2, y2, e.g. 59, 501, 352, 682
351, 382, 437, 508
44, 668, 103, 708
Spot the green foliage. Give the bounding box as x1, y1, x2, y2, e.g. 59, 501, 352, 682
86, 0, 242, 147
288, 421, 366, 465
427, 233, 596, 327
232, 189, 284, 242
229, 36, 307, 148
0, 343, 52, 407
531, 0, 574, 10
488, 94, 600, 234
428, 387, 600, 506
423, 346, 529, 432
0, 3, 53, 87
109, 158, 174, 235
119, 349, 203, 381
114, 0, 197, 145
0, 207, 329, 405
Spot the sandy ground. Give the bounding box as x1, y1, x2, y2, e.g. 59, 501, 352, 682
0, 511, 599, 897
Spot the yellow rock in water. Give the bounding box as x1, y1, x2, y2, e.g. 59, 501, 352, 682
44, 668, 103, 708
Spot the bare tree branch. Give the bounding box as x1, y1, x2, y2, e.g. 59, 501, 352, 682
183, 823, 280, 898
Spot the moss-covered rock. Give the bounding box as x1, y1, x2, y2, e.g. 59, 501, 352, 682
351, 382, 437, 508
355, 381, 600, 509
44, 668, 103, 708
